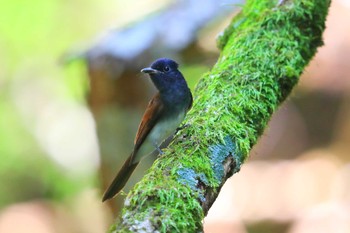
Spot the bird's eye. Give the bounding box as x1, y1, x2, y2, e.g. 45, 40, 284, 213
164, 66, 170, 72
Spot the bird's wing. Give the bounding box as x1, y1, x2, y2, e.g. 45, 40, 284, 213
131, 93, 164, 161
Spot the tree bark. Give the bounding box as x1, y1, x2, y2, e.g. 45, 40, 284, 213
110, 0, 331, 232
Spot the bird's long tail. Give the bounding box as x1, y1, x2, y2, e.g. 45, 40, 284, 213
102, 155, 139, 202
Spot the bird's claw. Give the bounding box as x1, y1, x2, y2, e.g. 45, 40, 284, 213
176, 123, 190, 133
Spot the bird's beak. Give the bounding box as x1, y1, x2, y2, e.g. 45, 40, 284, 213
141, 67, 159, 74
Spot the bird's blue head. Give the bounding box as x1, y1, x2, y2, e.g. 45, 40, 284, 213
141, 58, 188, 95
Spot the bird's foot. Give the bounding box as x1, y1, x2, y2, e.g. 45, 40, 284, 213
153, 142, 164, 155
157, 147, 164, 155
176, 123, 190, 133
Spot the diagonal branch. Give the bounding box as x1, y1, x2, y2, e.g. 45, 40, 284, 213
110, 0, 331, 232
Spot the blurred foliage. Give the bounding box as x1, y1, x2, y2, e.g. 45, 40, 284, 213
181, 64, 209, 90
0, 0, 94, 98
0, 88, 93, 207
0, 0, 103, 208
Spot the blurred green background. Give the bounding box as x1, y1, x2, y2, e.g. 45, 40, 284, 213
0, 0, 94, 205
1, 0, 350, 233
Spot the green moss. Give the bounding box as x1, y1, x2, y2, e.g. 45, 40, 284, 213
115, 179, 203, 232
112, 0, 330, 232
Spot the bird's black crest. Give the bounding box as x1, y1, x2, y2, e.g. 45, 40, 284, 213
150, 58, 179, 72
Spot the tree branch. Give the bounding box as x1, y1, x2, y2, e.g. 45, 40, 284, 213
110, 0, 331, 232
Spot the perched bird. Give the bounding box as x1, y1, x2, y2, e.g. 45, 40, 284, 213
102, 58, 192, 202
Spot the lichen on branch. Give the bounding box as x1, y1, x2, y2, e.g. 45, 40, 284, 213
111, 0, 330, 232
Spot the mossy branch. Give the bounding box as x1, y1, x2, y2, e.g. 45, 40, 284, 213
110, 0, 330, 232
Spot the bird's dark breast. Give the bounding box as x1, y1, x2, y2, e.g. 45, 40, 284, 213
161, 86, 192, 111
